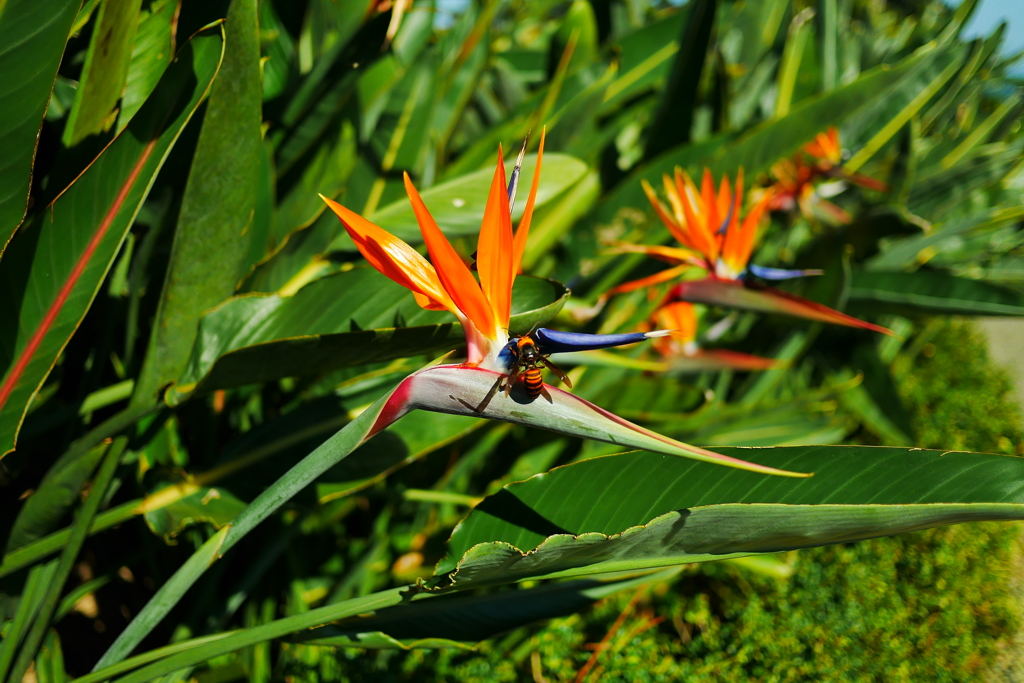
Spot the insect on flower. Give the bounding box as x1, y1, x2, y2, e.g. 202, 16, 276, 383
322, 128, 677, 404
505, 331, 572, 400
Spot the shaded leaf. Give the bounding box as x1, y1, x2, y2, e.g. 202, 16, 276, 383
0, 26, 225, 456
848, 270, 1024, 316
317, 411, 482, 503
294, 570, 673, 649
643, 0, 715, 158
115, 0, 180, 130
0, 0, 81, 250
62, 0, 144, 146
132, 0, 262, 407
5, 441, 107, 553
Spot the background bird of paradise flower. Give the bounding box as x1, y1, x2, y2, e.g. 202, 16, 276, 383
1, 0, 1024, 680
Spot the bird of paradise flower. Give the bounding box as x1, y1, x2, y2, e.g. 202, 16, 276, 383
768, 127, 889, 225
320, 131, 808, 476
608, 163, 892, 335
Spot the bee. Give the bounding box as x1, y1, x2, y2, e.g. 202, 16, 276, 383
505, 333, 572, 400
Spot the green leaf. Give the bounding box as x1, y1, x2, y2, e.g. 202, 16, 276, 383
132, 0, 262, 408
292, 570, 674, 650
0, 560, 58, 681
599, 11, 685, 113
88, 587, 410, 683
848, 270, 1024, 316
843, 47, 965, 173
5, 441, 107, 553
316, 411, 482, 503
5, 436, 127, 683
643, 0, 715, 159
436, 446, 1024, 587
867, 205, 1024, 270
140, 485, 246, 541
169, 272, 568, 401
0, 25, 225, 457
774, 8, 815, 118
595, 41, 948, 221
62, 0, 144, 146
0, 0, 81, 250
115, 0, 180, 130
93, 383, 400, 670
0, 500, 140, 579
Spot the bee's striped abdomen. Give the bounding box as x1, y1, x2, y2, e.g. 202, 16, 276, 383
523, 367, 544, 398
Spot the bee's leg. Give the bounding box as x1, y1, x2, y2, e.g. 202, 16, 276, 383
539, 356, 572, 388
474, 373, 505, 413
504, 363, 522, 397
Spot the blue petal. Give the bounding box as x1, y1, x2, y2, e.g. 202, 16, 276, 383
746, 264, 823, 280
533, 328, 652, 354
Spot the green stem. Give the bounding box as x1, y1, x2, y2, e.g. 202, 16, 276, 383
6, 437, 128, 683
0, 500, 142, 580
79, 587, 411, 683
92, 391, 392, 671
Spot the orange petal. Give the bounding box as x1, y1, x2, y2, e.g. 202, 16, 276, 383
735, 186, 774, 269
701, 168, 720, 235
606, 242, 703, 266
655, 301, 697, 343
675, 168, 718, 262
606, 263, 695, 296
512, 127, 546, 275
716, 176, 731, 229
477, 145, 515, 328
320, 195, 455, 313
720, 168, 746, 272
642, 178, 693, 249
804, 127, 842, 166
663, 174, 687, 227
403, 173, 497, 335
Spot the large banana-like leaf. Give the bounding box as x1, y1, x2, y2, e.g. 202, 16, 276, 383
132, 0, 262, 407
848, 270, 1024, 316
168, 272, 568, 402
0, 0, 81, 250
435, 446, 1024, 587
0, 26, 225, 457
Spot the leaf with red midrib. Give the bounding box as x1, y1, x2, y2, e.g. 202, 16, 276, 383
0, 26, 226, 457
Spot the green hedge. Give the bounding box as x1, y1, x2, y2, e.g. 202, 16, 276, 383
280, 320, 1024, 682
